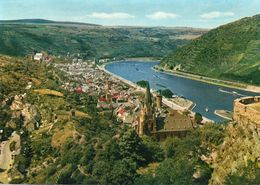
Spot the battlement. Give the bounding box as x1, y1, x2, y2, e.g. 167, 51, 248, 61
233, 96, 260, 126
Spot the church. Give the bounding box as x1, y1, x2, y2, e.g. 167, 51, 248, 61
135, 82, 194, 140
136, 83, 157, 135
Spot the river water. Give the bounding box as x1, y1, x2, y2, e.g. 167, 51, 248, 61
105, 61, 260, 122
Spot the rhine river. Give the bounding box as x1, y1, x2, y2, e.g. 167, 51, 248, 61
105, 61, 260, 122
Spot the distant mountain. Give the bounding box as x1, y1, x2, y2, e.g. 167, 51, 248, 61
161, 14, 260, 85
0, 18, 100, 26
0, 22, 207, 58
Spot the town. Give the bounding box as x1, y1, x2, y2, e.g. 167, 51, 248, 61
54, 58, 204, 140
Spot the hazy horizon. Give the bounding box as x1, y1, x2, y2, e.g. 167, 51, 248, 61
1, 0, 260, 29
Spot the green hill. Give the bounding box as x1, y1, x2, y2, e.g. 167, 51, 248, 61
161, 14, 260, 85
0, 18, 100, 26
0, 21, 206, 59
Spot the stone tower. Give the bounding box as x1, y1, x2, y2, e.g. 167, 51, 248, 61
156, 95, 162, 110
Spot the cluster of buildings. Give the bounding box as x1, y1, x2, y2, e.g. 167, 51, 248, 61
54, 60, 198, 140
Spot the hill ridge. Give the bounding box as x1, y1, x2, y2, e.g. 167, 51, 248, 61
161, 14, 260, 85
0, 18, 100, 26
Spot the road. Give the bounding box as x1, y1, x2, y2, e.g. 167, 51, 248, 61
0, 140, 12, 170
0, 132, 20, 183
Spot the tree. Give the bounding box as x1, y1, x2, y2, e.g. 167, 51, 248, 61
158, 89, 174, 98
110, 159, 137, 185
142, 136, 164, 163
118, 128, 145, 166
164, 136, 181, 158
97, 139, 121, 162
153, 158, 207, 185
194, 112, 203, 124
57, 164, 76, 184
92, 160, 113, 184
136, 80, 148, 88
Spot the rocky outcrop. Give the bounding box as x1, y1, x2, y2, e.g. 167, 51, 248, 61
209, 121, 260, 185
21, 103, 41, 131
9, 94, 41, 131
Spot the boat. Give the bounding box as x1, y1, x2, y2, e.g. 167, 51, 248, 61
153, 74, 161, 79
205, 107, 209, 112
219, 88, 230, 94
180, 95, 186, 99
156, 83, 166, 88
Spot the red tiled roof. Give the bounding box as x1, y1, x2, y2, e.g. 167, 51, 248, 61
75, 87, 83, 93
99, 97, 107, 102
117, 108, 126, 115
112, 95, 119, 99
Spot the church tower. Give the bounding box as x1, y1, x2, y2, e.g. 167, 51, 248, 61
145, 82, 152, 110
138, 82, 157, 135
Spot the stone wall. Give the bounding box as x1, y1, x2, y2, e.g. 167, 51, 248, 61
233, 96, 260, 127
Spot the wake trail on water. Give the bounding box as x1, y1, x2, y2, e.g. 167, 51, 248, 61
218, 88, 247, 97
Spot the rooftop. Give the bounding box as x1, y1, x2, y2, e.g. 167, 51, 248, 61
157, 110, 193, 131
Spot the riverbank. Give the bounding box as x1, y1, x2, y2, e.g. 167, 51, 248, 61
153, 66, 260, 93
102, 58, 159, 66
99, 63, 213, 123
125, 57, 161, 62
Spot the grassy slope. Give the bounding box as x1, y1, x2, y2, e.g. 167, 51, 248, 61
162, 14, 260, 85
0, 24, 206, 58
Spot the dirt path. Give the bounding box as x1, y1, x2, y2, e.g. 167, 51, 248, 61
0, 132, 20, 183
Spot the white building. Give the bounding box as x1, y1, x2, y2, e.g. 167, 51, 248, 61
34, 53, 43, 61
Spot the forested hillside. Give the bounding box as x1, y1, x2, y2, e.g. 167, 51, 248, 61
0, 20, 206, 59
161, 14, 260, 85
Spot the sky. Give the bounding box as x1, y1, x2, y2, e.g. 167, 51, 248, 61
0, 0, 260, 28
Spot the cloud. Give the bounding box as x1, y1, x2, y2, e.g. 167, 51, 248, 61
146, 11, 179, 20
200, 11, 234, 19
86, 12, 135, 19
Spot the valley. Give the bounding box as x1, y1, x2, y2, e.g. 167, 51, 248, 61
0, 11, 259, 185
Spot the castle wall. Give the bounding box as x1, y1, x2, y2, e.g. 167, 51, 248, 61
233, 96, 260, 127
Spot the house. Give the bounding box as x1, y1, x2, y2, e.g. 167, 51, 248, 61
34, 53, 43, 61
75, 86, 84, 93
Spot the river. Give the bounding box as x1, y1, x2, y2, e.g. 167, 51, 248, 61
105, 61, 260, 122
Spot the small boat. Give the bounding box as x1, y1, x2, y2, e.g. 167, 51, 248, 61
153, 74, 161, 79
219, 88, 230, 94
205, 107, 209, 112
156, 83, 166, 88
